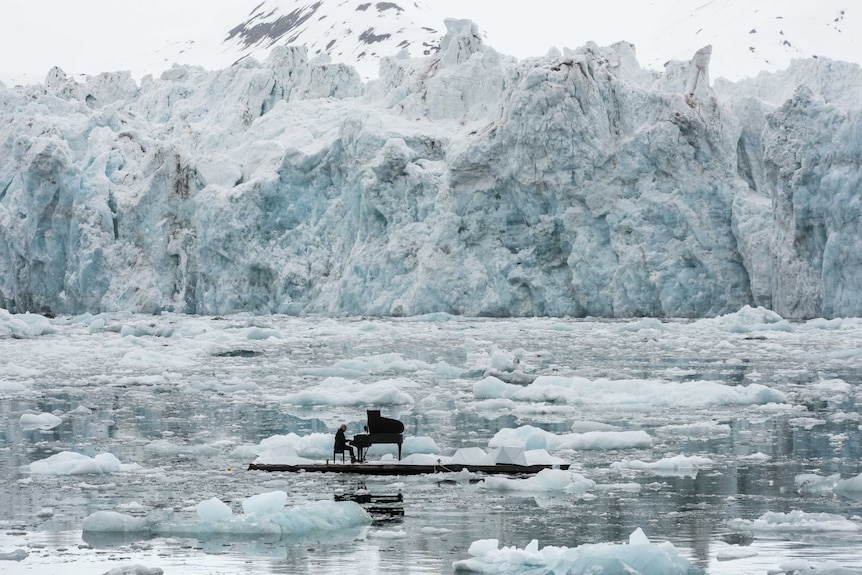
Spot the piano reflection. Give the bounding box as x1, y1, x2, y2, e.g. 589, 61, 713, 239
349, 409, 405, 463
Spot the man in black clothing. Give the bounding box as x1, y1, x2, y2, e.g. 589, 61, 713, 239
334, 423, 356, 463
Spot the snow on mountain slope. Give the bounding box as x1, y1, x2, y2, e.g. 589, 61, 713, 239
1, 1, 859, 86
223, 1, 442, 75
635, 0, 859, 81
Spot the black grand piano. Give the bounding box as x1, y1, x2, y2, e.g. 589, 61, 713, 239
349, 410, 405, 463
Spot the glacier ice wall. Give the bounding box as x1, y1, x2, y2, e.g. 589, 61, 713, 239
0, 20, 860, 318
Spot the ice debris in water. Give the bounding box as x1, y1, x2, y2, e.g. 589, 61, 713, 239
453, 528, 701, 574
0, 309, 57, 338
475, 376, 786, 408
487, 424, 653, 450
0, 549, 29, 561
728, 510, 860, 532
196, 497, 233, 522
103, 566, 163, 575
27, 451, 125, 474
241, 491, 287, 516
481, 468, 596, 494
83, 495, 371, 538
18, 412, 62, 430
611, 454, 715, 476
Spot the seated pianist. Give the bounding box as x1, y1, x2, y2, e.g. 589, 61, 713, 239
346, 410, 405, 463
334, 423, 356, 463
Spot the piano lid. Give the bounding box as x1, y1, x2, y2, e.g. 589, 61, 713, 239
366, 409, 405, 434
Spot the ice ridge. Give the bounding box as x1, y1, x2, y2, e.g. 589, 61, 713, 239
0, 20, 860, 319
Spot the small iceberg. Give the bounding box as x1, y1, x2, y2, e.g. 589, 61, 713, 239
453, 528, 701, 574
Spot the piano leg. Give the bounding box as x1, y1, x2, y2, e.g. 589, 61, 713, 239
397, 443, 402, 461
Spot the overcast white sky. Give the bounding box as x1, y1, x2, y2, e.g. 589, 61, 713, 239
1, 1, 858, 85
430, 0, 656, 54
1, 1, 246, 81
1, 0, 663, 84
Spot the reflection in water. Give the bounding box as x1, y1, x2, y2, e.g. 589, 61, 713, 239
335, 487, 405, 523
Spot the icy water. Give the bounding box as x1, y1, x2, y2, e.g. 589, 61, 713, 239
2, 311, 862, 574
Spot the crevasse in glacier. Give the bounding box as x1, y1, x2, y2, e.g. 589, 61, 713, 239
0, 19, 860, 318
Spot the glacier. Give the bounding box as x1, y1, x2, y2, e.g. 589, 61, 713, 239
1, 19, 860, 318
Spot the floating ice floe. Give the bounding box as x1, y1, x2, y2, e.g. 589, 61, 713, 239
796, 472, 862, 497
118, 349, 198, 372
830, 411, 861, 424
716, 545, 758, 561
798, 378, 854, 405
83, 496, 370, 539
453, 528, 699, 574
281, 376, 415, 406
611, 454, 714, 477
369, 529, 407, 539
481, 468, 596, 494
728, 510, 860, 532
473, 375, 786, 407
405, 436, 440, 455
788, 417, 827, 429
298, 352, 439, 378
19, 412, 62, 430
483, 369, 538, 385
422, 526, 452, 536
740, 451, 771, 462
235, 433, 329, 462
618, 318, 666, 332
656, 421, 731, 438
489, 425, 652, 451
450, 446, 568, 466
836, 473, 862, 494
182, 377, 260, 393
0, 309, 57, 339
27, 451, 138, 475
120, 321, 176, 338
570, 420, 622, 432
197, 497, 233, 522
796, 473, 842, 496
777, 558, 862, 574
693, 305, 792, 333
104, 565, 163, 575
0, 380, 31, 395
145, 439, 220, 458
0, 549, 29, 561
68, 405, 94, 415
82, 510, 150, 533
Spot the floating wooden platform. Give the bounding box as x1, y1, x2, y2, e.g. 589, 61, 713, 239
247, 462, 570, 475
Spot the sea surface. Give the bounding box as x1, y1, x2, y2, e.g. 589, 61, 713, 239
1, 311, 861, 574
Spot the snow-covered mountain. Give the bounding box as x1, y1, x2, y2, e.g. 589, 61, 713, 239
223, 1, 442, 74
1, 1, 860, 86
0, 4, 861, 319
